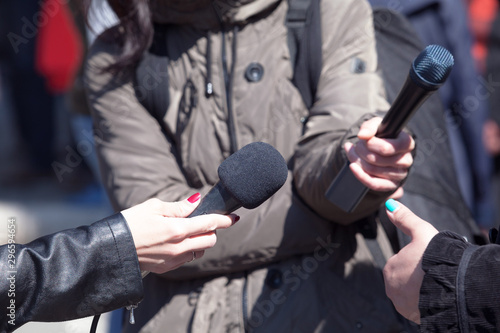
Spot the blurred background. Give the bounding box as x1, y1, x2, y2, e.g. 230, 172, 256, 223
0, 0, 117, 331
2, 0, 500, 332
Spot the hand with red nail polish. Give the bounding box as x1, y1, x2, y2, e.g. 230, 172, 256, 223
187, 192, 201, 203
122, 195, 239, 274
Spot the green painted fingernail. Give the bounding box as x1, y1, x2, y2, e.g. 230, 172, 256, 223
385, 199, 399, 212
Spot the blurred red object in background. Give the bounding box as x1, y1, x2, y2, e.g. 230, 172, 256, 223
467, 0, 498, 73
35, 0, 83, 93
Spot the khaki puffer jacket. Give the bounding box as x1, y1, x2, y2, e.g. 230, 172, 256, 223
85, 0, 410, 331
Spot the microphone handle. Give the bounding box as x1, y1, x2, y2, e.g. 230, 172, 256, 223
188, 182, 241, 217
376, 75, 436, 139
325, 74, 439, 212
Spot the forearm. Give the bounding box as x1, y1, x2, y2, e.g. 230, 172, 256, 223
0, 214, 143, 332
292, 0, 391, 224
294, 114, 393, 224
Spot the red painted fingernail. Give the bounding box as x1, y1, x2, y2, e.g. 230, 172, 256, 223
234, 215, 240, 223
187, 193, 201, 203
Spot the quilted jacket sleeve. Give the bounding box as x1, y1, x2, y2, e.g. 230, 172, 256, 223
293, 0, 392, 224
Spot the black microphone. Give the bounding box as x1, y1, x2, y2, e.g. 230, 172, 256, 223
141, 142, 288, 278
189, 141, 289, 217
325, 44, 454, 212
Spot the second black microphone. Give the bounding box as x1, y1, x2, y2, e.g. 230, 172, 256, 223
325, 44, 454, 212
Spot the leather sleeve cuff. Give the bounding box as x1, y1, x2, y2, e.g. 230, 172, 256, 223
104, 213, 144, 306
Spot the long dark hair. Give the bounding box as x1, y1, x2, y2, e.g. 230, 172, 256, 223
81, 0, 154, 73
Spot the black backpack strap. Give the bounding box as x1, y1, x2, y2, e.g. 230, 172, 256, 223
286, 0, 322, 109
135, 24, 170, 123
287, 1, 389, 269
286, 2, 390, 268
357, 214, 390, 269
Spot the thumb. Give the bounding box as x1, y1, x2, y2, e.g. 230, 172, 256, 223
385, 199, 437, 240
358, 117, 382, 140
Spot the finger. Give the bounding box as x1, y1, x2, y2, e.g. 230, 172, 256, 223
388, 187, 404, 199
349, 163, 399, 192
345, 144, 407, 190
179, 231, 218, 253
353, 141, 413, 168
184, 249, 205, 262
168, 214, 238, 240
344, 141, 355, 160
364, 132, 415, 156
347, 149, 408, 185
385, 199, 437, 238
194, 250, 205, 260
156, 193, 202, 218
357, 161, 408, 183
167, 250, 206, 271
149, 255, 193, 274
346, 142, 412, 176
358, 117, 383, 140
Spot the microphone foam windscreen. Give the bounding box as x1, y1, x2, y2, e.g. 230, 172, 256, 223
218, 142, 288, 209
411, 44, 454, 86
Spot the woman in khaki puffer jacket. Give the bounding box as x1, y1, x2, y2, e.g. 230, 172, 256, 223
84, 0, 416, 331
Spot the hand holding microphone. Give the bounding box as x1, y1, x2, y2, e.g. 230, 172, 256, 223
326, 45, 454, 212
139, 142, 288, 278
96, 142, 287, 332
123, 196, 239, 275
343, 117, 415, 199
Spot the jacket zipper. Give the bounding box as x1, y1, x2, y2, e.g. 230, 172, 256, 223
221, 27, 239, 154
126, 303, 138, 324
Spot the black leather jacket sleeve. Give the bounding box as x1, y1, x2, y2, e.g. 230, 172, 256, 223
0, 213, 143, 332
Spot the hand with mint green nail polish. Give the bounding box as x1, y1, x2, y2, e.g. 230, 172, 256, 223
385, 199, 399, 212
383, 201, 439, 324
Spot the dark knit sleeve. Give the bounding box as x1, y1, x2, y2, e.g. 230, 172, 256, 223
419, 231, 471, 332
420, 231, 500, 332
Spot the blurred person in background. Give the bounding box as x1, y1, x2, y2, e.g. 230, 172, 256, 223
0, 0, 60, 183
65, 0, 118, 205
467, 0, 498, 74
0, 0, 118, 203
483, 0, 500, 233
0, 3, 119, 330
467, 0, 500, 235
